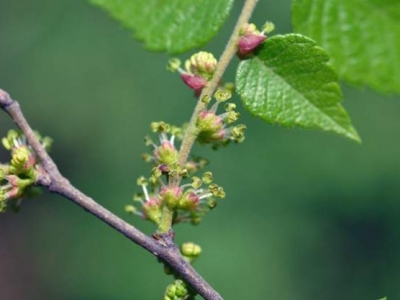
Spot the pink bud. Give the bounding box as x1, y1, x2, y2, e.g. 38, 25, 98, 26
180, 73, 207, 93
238, 34, 267, 58
180, 191, 200, 211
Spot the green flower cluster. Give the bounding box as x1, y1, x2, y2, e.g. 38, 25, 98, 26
164, 279, 191, 300
196, 88, 246, 149
125, 117, 228, 225
0, 129, 52, 212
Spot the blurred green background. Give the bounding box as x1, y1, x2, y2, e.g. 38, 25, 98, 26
1, 1, 400, 299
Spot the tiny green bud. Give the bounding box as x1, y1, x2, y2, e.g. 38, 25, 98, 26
160, 186, 183, 209
262, 21, 275, 34
125, 205, 137, 214
240, 23, 258, 35
197, 111, 223, 133
208, 198, 217, 209
175, 280, 188, 297
165, 284, 177, 297
137, 176, 148, 186
141, 153, 153, 162
2, 137, 12, 150
202, 172, 213, 184
133, 193, 143, 202
166, 58, 181, 73
154, 141, 178, 166
190, 213, 202, 225
6, 130, 20, 144
144, 135, 154, 146
41, 136, 53, 151
179, 191, 200, 211
181, 242, 202, 258
143, 199, 162, 224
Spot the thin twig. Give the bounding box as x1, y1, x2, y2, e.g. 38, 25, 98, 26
177, 0, 259, 169
164, 0, 259, 233
0, 88, 223, 300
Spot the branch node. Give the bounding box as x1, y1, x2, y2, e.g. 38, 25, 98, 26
0, 88, 13, 107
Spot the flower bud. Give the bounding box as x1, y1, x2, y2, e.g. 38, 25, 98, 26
153, 141, 178, 166
185, 51, 217, 79
181, 242, 202, 258
2, 129, 20, 150
238, 34, 266, 57
125, 205, 138, 214
179, 191, 200, 211
197, 111, 223, 133
262, 21, 275, 34
142, 198, 162, 224
160, 186, 183, 209
174, 280, 188, 297
237, 23, 267, 58
11, 146, 36, 173
180, 73, 207, 93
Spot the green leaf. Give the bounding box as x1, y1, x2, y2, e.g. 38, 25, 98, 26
236, 34, 360, 143
292, 0, 400, 94
89, 0, 233, 54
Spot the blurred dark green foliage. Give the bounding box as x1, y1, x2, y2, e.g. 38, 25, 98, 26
0, 1, 399, 299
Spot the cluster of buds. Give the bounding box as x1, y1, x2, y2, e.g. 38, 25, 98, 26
141, 121, 207, 174
126, 169, 225, 225
0, 129, 52, 212
164, 279, 191, 300
167, 51, 217, 95
196, 88, 246, 149
237, 21, 275, 58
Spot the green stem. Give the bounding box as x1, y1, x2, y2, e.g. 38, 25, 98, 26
158, 205, 174, 234
177, 0, 259, 171
158, 0, 259, 234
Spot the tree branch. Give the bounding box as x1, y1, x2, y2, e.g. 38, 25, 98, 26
0, 1, 259, 298
0, 88, 223, 300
